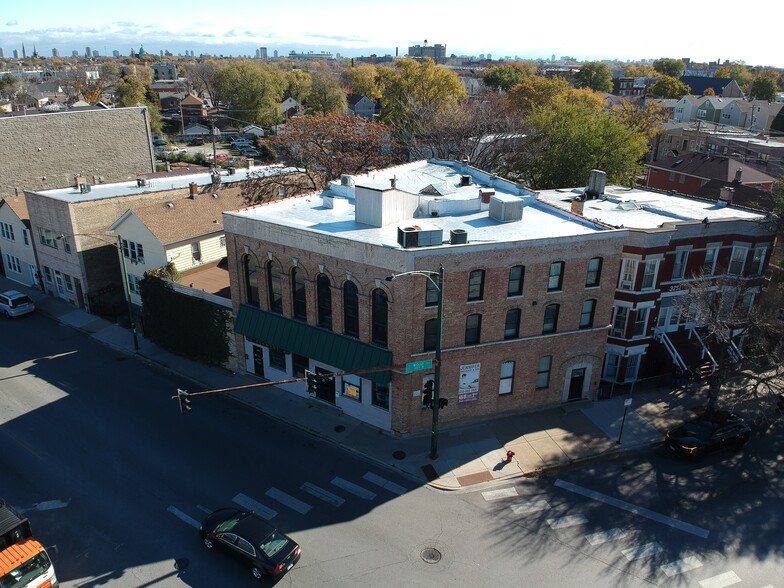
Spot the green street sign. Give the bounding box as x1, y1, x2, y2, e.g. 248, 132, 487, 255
405, 359, 433, 373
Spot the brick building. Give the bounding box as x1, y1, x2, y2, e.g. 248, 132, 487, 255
224, 161, 628, 434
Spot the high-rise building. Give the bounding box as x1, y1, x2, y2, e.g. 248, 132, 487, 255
85, 46, 92, 58
72, 50, 79, 57
407, 41, 446, 64
260, 47, 267, 59
13, 49, 19, 59
0, 48, 5, 59
92, 50, 99, 57
52, 48, 59, 57
273, 49, 278, 58
113, 50, 120, 57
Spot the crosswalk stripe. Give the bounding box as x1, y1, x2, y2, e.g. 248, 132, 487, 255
362, 472, 407, 496
331, 477, 376, 500
481, 487, 518, 501
546, 514, 588, 529
167, 506, 201, 528
265, 487, 312, 514
622, 542, 663, 561
698, 571, 742, 588
585, 527, 628, 546
232, 493, 278, 520
301, 482, 345, 507
510, 499, 550, 516
661, 556, 703, 577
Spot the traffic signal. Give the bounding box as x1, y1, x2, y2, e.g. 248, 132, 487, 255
305, 370, 318, 395
438, 397, 449, 409
177, 389, 192, 415
422, 379, 434, 409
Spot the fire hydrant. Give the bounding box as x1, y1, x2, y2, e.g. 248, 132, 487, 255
505, 450, 515, 463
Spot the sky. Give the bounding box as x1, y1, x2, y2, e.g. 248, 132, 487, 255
1, 0, 782, 68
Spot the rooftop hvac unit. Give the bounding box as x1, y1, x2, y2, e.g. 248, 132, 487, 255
397, 225, 444, 248
137, 178, 148, 188
79, 183, 91, 194
340, 174, 355, 186
489, 194, 523, 222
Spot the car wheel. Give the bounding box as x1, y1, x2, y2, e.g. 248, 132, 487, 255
203, 537, 214, 549
252, 566, 265, 581
3, 311, 9, 318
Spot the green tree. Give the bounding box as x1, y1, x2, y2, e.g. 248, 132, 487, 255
115, 74, 147, 106
305, 71, 347, 114
653, 57, 686, 79
285, 69, 313, 103
379, 58, 467, 126
572, 62, 613, 93
715, 63, 753, 93
0, 73, 19, 99
750, 76, 777, 101
514, 97, 649, 189
772, 177, 784, 216
624, 64, 658, 78
647, 75, 691, 98
214, 60, 287, 126
482, 63, 533, 92
347, 63, 383, 100
611, 99, 668, 140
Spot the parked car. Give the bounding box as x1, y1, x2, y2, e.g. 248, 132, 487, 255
0, 290, 35, 318
188, 138, 205, 146
665, 411, 750, 460
199, 508, 301, 581
242, 149, 262, 157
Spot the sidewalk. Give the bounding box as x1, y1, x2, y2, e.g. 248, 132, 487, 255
2, 277, 704, 490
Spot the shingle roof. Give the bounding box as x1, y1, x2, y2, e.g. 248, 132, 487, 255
0, 195, 29, 221
680, 76, 736, 96
694, 179, 774, 212
647, 152, 776, 184
131, 190, 250, 245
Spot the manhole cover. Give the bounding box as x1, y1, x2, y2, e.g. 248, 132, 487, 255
392, 450, 406, 460
334, 425, 346, 433
420, 548, 442, 564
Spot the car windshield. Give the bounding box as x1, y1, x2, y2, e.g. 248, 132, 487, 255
214, 512, 247, 533
675, 421, 715, 440
259, 531, 289, 558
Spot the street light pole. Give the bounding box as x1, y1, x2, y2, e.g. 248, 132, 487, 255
430, 264, 444, 460
116, 235, 141, 351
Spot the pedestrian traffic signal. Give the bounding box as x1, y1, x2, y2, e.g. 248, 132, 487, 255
422, 379, 434, 409
438, 397, 449, 409
177, 389, 192, 415
305, 370, 318, 395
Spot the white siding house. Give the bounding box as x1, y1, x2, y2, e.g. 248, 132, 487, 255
0, 196, 39, 287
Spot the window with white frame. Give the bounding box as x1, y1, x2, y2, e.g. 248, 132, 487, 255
4, 254, 21, 273
536, 356, 552, 389
728, 246, 747, 275
499, 361, 515, 395
604, 353, 620, 380
704, 245, 718, 275
697, 109, 707, 117
618, 258, 636, 290
672, 249, 689, 280
38, 227, 58, 249
43, 266, 53, 283
0, 222, 14, 241
63, 274, 74, 292
611, 306, 629, 337
749, 247, 766, 276
625, 354, 641, 381
641, 259, 659, 290
633, 307, 650, 337
191, 242, 201, 262
128, 274, 142, 295
121, 239, 144, 262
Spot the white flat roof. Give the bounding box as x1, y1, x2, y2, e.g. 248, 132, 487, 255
536, 185, 766, 229
31, 165, 300, 203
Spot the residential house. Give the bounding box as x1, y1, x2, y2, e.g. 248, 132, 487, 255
719, 100, 751, 128
645, 152, 776, 195
150, 79, 191, 98
695, 96, 741, 124
180, 94, 206, 126
538, 185, 773, 387
0, 195, 39, 287
680, 76, 744, 98
242, 125, 266, 139
347, 94, 377, 120
224, 161, 628, 434
672, 96, 701, 123
182, 123, 211, 136
159, 92, 187, 112
745, 101, 784, 133
280, 97, 302, 119
613, 77, 648, 97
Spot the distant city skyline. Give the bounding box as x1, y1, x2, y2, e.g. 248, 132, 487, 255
1, 0, 782, 68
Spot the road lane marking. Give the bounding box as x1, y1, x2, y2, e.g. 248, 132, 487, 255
167, 506, 201, 528
510, 499, 550, 515
698, 571, 742, 588
301, 482, 345, 507
265, 487, 312, 514
661, 556, 703, 577
622, 542, 663, 561
546, 514, 588, 529
232, 493, 278, 520
554, 479, 710, 539
585, 527, 628, 546
331, 477, 376, 500
481, 487, 518, 501
362, 472, 407, 496
196, 504, 212, 514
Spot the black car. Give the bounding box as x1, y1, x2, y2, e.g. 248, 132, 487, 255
199, 508, 301, 581
665, 411, 750, 459
188, 138, 205, 146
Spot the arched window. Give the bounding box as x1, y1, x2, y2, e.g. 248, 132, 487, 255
504, 308, 520, 339
343, 281, 359, 338
266, 260, 282, 313
371, 288, 388, 347
543, 303, 559, 334
291, 267, 307, 320
423, 318, 438, 351
317, 274, 332, 329
465, 313, 482, 345
243, 255, 259, 306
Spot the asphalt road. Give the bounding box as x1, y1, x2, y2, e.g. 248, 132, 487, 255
3, 311, 782, 587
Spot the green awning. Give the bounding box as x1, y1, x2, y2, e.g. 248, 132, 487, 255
235, 304, 393, 384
